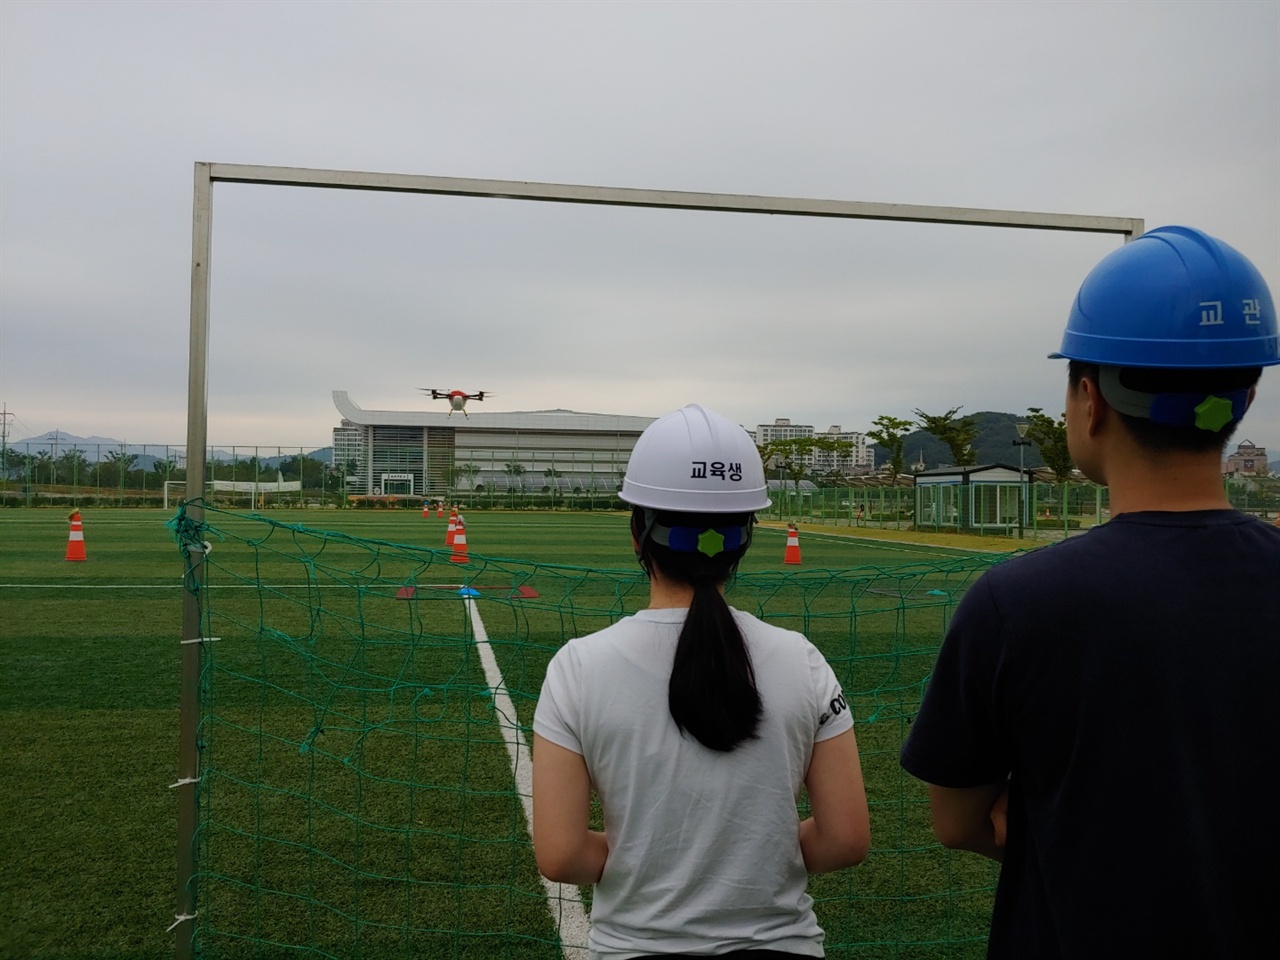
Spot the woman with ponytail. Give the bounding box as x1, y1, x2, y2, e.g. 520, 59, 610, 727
533, 404, 870, 959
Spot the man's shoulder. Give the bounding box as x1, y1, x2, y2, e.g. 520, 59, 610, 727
976, 509, 1279, 604
981, 530, 1104, 582
1224, 511, 1280, 543
963, 525, 1148, 611
994, 509, 1276, 566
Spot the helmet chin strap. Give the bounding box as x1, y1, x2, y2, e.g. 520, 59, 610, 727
638, 508, 662, 552
1097, 366, 1249, 431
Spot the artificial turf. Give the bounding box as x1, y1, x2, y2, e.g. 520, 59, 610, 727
0, 507, 1007, 959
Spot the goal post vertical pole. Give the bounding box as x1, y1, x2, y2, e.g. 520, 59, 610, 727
177, 161, 213, 960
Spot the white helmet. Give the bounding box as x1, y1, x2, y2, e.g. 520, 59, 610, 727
621, 404, 771, 513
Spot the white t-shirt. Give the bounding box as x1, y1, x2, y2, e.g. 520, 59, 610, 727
533, 606, 853, 959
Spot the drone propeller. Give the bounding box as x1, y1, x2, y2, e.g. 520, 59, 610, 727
418, 388, 490, 401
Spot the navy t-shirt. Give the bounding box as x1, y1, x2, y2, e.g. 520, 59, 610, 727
901, 511, 1280, 959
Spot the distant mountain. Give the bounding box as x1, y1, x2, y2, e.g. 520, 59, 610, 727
11, 430, 131, 451
872, 411, 1050, 472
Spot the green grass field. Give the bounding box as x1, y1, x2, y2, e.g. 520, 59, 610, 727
1, 507, 1010, 960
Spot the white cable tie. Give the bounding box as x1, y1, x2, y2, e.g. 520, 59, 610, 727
167, 912, 197, 932
169, 776, 201, 789
180, 636, 220, 645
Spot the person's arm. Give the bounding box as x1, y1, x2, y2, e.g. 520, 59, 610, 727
798, 728, 871, 873
928, 779, 1008, 862
531, 734, 608, 884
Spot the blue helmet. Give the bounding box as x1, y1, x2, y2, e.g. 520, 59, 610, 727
1051, 225, 1278, 369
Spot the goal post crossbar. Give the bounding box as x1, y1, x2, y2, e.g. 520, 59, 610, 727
207, 161, 1145, 237
179, 160, 1144, 960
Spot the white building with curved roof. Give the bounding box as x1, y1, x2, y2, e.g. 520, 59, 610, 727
332, 391, 655, 498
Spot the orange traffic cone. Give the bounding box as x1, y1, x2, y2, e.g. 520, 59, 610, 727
65, 510, 87, 561
783, 524, 801, 565
445, 510, 458, 546
450, 518, 469, 564
422, 502, 430, 519
436, 503, 444, 518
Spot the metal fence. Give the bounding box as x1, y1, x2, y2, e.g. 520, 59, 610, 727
0, 444, 334, 508
766, 482, 1105, 539
4, 443, 1275, 539
769, 477, 1279, 540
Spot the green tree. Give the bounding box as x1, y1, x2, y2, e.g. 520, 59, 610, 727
760, 436, 854, 504
1025, 407, 1073, 481
237, 456, 262, 482
865, 415, 914, 480
341, 458, 361, 493
34, 451, 54, 486
542, 466, 564, 504
281, 455, 326, 490
105, 449, 138, 471
811, 437, 855, 473
758, 440, 799, 510
914, 406, 978, 467
449, 462, 481, 494
100, 449, 138, 490
504, 461, 526, 498
0, 447, 21, 482
55, 448, 89, 486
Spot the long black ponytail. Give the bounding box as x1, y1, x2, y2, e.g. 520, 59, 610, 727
632, 507, 761, 752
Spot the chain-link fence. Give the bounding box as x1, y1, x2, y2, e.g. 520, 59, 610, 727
0, 444, 335, 508
5, 443, 1275, 540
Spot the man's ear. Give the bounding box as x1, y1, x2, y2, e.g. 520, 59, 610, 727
1080, 375, 1110, 437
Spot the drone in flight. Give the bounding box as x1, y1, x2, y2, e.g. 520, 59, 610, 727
422, 389, 489, 417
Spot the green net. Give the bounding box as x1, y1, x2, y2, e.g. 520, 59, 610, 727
173, 503, 1006, 959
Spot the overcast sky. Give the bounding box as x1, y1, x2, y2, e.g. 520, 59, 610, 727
2, 1, 1277, 457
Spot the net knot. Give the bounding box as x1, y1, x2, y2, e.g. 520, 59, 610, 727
167, 501, 210, 550
299, 726, 324, 755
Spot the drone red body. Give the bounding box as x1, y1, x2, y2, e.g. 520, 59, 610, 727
422, 388, 488, 417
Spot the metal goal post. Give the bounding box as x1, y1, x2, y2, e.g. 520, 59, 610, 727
178, 161, 1143, 959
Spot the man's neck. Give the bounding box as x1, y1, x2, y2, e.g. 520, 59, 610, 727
1103, 450, 1232, 516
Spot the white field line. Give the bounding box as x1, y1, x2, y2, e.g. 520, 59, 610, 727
0, 583, 183, 589
464, 598, 590, 959
0, 582, 521, 591
0, 583, 445, 590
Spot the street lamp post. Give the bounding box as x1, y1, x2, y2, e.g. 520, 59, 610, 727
1013, 422, 1032, 539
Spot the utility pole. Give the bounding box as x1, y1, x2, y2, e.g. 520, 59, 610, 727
1013, 422, 1033, 539
0, 405, 13, 497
